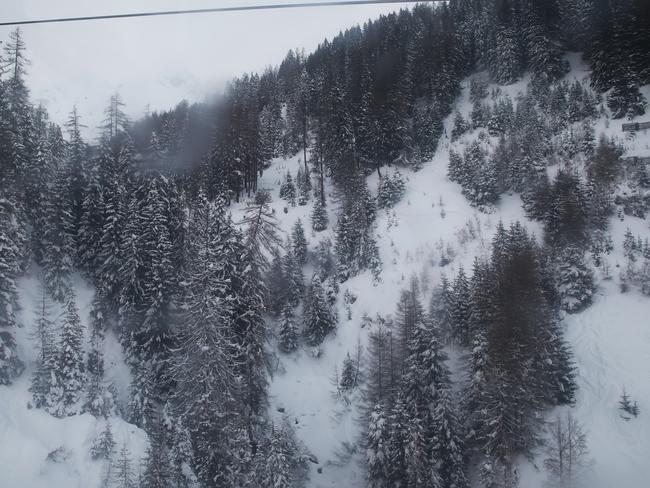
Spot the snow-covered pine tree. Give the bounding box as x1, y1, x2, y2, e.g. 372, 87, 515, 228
311, 194, 328, 232
77, 150, 106, 276
0, 198, 25, 384
91, 421, 116, 461
113, 444, 136, 488
141, 421, 174, 488
266, 249, 289, 317
451, 110, 470, 141
303, 275, 336, 346
339, 352, 358, 391
449, 267, 472, 346
377, 170, 406, 209
278, 303, 299, 354
366, 403, 391, 488
291, 218, 308, 266
431, 388, 467, 488
282, 244, 304, 308
83, 295, 115, 418
279, 170, 297, 206
98, 140, 128, 306
41, 162, 74, 302
296, 165, 311, 206
30, 288, 58, 409
255, 423, 307, 488
555, 246, 595, 313
171, 191, 250, 485
429, 274, 452, 342
57, 292, 85, 416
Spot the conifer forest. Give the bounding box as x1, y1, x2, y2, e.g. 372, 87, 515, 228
0, 1, 649, 487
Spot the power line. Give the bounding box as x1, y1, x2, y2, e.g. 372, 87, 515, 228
0, 1, 435, 27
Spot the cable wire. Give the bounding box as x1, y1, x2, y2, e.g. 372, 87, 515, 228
0, 1, 434, 27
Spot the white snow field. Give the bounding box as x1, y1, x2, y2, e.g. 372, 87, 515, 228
1, 53, 649, 487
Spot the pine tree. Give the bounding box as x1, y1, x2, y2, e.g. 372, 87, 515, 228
377, 171, 406, 209
83, 295, 115, 418
311, 195, 328, 232
449, 267, 471, 346
78, 151, 106, 275
91, 421, 116, 461
41, 162, 74, 302
30, 289, 58, 409
619, 388, 634, 419
451, 110, 470, 141
57, 292, 85, 416
141, 422, 174, 488
303, 275, 336, 346
339, 352, 357, 391
291, 219, 308, 266
113, 445, 136, 488
170, 192, 251, 485
431, 388, 467, 488
366, 403, 391, 488
279, 170, 297, 206
0, 199, 24, 384
555, 246, 594, 313
255, 423, 306, 488
278, 303, 299, 354
296, 165, 312, 206
282, 245, 304, 308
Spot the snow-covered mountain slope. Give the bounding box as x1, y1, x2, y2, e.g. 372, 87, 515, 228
0, 273, 148, 488
1, 52, 649, 488
236, 55, 650, 487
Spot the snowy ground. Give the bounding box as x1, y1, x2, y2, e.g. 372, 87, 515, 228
0, 272, 148, 488
1, 52, 649, 488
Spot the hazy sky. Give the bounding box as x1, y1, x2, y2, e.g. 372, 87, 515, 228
0, 0, 410, 138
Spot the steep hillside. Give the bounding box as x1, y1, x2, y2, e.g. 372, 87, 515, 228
240, 55, 650, 488
1, 41, 649, 488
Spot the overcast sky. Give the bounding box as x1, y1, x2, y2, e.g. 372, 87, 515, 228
0, 0, 409, 138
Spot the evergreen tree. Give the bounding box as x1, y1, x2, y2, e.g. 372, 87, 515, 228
451, 110, 470, 141
431, 388, 467, 488
449, 267, 471, 346
30, 288, 57, 409
278, 303, 299, 353
366, 403, 391, 488
57, 292, 85, 416
41, 161, 74, 302
255, 423, 306, 488
83, 295, 115, 418
91, 421, 116, 461
311, 195, 328, 232
282, 245, 304, 308
279, 170, 297, 206
0, 199, 24, 383
303, 275, 336, 346
339, 352, 357, 392
555, 246, 595, 313
171, 192, 250, 485
113, 445, 136, 488
291, 218, 308, 266
141, 423, 174, 488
